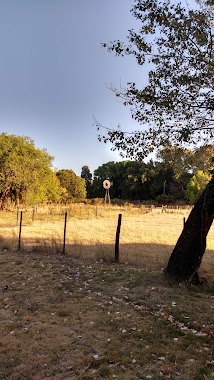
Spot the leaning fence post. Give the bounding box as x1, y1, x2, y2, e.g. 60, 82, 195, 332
115, 214, 122, 263
18, 211, 23, 251
63, 212, 67, 254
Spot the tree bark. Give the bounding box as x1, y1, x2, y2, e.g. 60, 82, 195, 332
165, 175, 214, 282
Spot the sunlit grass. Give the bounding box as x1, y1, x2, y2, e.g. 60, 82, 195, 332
0, 204, 213, 277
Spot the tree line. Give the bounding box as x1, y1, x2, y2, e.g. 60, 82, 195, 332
0, 133, 213, 208
83, 144, 214, 204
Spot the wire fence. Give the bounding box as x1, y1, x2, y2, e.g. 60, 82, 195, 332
17, 202, 192, 220
0, 203, 213, 274
0, 204, 196, 261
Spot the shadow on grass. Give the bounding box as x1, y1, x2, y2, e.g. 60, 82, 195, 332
0, 235, 213, 280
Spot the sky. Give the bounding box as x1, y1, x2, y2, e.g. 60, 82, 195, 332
0, 0, 147, 176
0, 0, 198, 176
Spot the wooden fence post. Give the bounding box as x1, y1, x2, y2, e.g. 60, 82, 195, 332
183, 217, 186, 229
63, 212, 67, 254
32, 208, 35, 222
18, 211, 23, 251
115, 214, 122, 263
16, 208, 19, 226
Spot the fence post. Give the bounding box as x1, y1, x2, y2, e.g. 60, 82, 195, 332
115, 214, 122, 263
63, 212, 67, 254
18, 211, 23, 251
16, 208, 19, 226
183, 217, 186, 229
32, 208, 35, 222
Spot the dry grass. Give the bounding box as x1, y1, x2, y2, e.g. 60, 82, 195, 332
0, 206, 213, 274
0, 206, 192, 253
0, 207, 213, 379
0, 250, 213, 380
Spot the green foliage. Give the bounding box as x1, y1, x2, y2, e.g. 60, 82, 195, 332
0, 133, 62, 207
89, 159, 187, 201
98, 0, 214, 159
81, 165, 92, 185
185, 170, 212, 204
86, 144, 214, 202
90, 160, 148, 200
157, 144, 194, 179
81, 165, 93, 197
189, 145, 214, 174
25, 170, 62, 206
56, 169, 86, 201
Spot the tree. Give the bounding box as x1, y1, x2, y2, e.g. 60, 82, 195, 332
91, 160, 149, 201
81, 165, 93, 197
157, 144, 193, 178
0, 133, 62, 207
189, 145, 214, 174
185, 170, 212, 204
158, 144, 214, 177
98, 0, 214, 282
157, 144, 193, 198
90, 159, 192, 202
98, 0, 213, 158
90, 161, 125, 199
56, 169, 86, 201
81, 166, 93, 185
166, 176, 214, 282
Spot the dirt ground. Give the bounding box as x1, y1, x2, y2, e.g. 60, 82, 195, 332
0, 250, 213, 380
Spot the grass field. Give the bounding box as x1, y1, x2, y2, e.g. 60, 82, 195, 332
0, 205, 213, 271
0, 207, 213, 379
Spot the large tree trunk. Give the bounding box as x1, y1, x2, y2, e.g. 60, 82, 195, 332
165, 175, 214, 283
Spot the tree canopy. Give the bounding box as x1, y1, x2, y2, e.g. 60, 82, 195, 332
86, 143, 213, 202
56, 169, 86, 201
81, 165, 93, 197
98, 0, 214, 159
81, 166, 93, 186
0, 133, 62, 207
185, 169, 212, 204
88, 158, 188, 202
91, 161, 148, 200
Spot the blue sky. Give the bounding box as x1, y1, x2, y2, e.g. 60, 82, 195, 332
0, 0, 146, 175
0, 0, 197, 176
